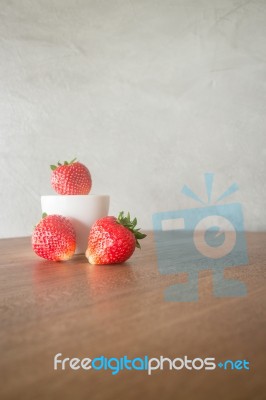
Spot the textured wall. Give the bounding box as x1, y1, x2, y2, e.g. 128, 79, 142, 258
0, 0, 265, 238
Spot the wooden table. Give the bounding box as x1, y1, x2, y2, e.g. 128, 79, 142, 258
1, 233, 266, 400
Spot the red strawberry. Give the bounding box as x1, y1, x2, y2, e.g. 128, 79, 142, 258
86, 212, 146, 265
32, 214, 76, 261
50, 158, 92, 195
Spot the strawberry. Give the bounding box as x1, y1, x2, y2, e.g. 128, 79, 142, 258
32, 214, 76, 261
86, 212, 146, 265
50, 158, 92, 195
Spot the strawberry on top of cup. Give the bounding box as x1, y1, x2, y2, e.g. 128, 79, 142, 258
50, 158, 92, 195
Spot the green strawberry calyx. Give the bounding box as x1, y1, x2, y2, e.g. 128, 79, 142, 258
116, 211, 147, 249
50, 158, 77, 171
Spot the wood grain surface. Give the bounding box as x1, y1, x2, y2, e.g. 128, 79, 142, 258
0, 232, 266, 400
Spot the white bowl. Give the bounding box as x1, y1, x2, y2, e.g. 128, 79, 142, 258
41, 195, 110, 254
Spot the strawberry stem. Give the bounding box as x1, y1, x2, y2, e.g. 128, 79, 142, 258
50, 158, 77, 170
116, 211, 147, 249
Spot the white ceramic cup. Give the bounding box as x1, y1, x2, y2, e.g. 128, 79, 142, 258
41, 195, 110, 254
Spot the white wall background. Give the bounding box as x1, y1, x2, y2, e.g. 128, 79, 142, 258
0, 0, 265, 238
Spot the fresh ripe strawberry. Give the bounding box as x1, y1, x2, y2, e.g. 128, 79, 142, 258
32, 214, 76, 261
50, 158, 92, 195
86, 212, 146, 265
